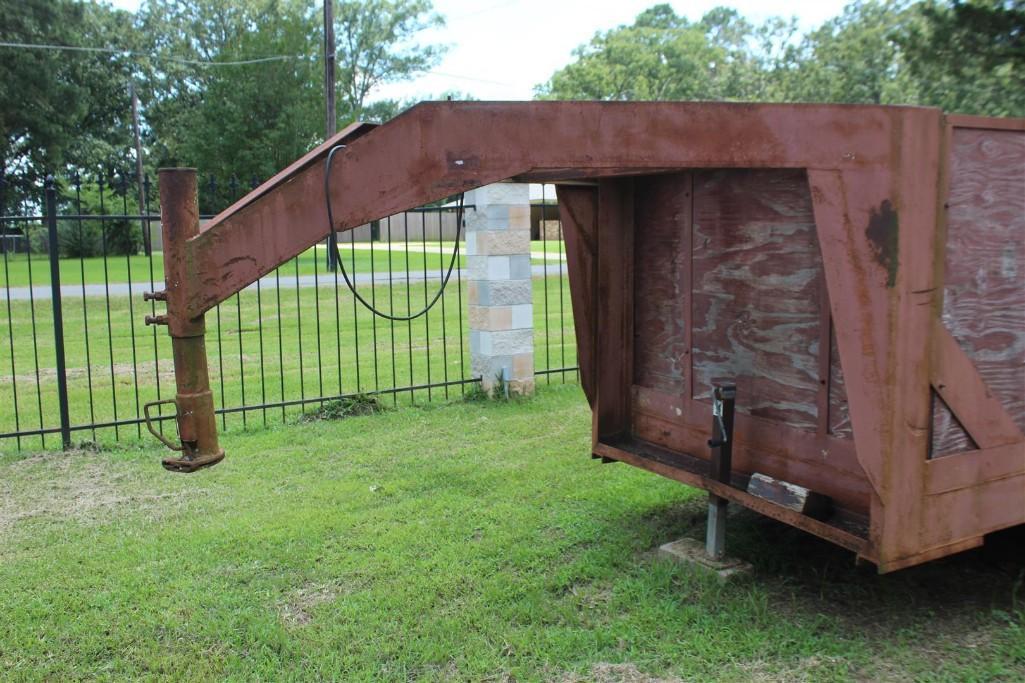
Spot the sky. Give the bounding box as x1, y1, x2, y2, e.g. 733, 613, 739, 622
107, 0, 853, 102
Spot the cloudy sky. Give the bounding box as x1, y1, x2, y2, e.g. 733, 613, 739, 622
107, 0, 852, 102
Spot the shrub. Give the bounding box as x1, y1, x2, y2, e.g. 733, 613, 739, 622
57, 181, 140, 257
300, 394, 384, 422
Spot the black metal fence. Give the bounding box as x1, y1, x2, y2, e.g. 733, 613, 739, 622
0, 171, 576, 452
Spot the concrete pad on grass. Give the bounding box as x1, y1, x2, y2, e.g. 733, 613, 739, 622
658, 537, 752, 581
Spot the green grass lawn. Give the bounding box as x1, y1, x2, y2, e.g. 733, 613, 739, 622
0, 385, 1021, 681
0, 272, 576, 451
0, 241, 566, 288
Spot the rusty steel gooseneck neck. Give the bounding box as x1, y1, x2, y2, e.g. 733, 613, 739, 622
324, 144, 466, 322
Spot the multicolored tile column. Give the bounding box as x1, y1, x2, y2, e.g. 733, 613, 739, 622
465, 183, 534, 396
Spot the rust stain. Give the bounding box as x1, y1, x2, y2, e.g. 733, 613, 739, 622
866, 200, 899, 287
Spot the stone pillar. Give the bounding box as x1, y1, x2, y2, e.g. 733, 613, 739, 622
466, 182, 534, 396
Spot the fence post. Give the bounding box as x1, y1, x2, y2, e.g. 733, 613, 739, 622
466, 182, 534, 396
45, 175, 72, 449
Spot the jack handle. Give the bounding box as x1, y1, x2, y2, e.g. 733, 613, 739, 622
143, 399, 182, 452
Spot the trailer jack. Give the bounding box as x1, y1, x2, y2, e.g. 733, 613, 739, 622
143, 169, 224, 473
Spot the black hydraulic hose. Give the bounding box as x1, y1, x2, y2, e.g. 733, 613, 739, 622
324, 144, 465, 321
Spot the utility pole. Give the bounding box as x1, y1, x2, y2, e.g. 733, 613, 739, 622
130, 81, 150, 256
324, 0, 338, 271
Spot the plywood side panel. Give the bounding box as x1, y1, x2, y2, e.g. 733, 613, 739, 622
828, 324, 853, 439
691, 169, 822, 430
934, 128, 1025, 455
633, 173, 691, 393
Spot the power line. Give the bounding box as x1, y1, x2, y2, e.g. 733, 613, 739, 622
0, 39, 516, 90
0, 40, 298, 66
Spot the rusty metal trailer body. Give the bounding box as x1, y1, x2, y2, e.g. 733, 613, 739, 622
150, 102, 1025, 573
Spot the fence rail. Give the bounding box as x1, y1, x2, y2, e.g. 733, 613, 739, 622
0, 171, 576, 452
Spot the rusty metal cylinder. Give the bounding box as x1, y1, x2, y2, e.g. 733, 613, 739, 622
158, 168, 220, 461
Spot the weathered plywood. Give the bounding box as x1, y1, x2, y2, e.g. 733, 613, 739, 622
690, 170, 823, 430
934, 128, 1025, 455
828, 325, 853, 439
633, 173, 691, 393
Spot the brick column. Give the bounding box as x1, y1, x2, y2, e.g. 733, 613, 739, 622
466, 182, 534, 396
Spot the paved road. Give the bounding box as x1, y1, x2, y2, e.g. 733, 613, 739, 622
1, 264, 567, 301
347, 242, 567, 262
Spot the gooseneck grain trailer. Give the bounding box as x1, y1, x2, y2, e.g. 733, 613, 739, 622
143, 102, 1024, 573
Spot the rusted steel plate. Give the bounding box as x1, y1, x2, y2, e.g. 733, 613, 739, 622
931, 323, 1024, 449
205, 121, 377, 228
925, 441, 1025, 495
184, 101, 907, 319
594, 178, 635, 441
555, 185, 598, 406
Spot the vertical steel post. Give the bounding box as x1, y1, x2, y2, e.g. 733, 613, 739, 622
155, 168, 223, 472
45, 176, 72, 449
706, 384, 736, 559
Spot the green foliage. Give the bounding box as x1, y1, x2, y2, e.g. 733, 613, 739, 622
137, 0, 325, 206
462, 382, 490, 402
539, 1, 1025, 117
0, 1, 138, 203
780, 1, 919, 105
67, 181, 141, 257
335, 0, 446, 116
896, 0, 1025, 116
135, 0, 444, 210
537, 5, 771, 101
301, 394, 384, 421
21, 178, 141, 258
1, 0, 444, 213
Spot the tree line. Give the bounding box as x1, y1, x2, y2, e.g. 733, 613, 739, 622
539, 1, 1024, 116
1, 0, 447, 209
1, 0, 1022, 210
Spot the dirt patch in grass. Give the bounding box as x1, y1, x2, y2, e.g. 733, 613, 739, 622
0, 450, 208, 532
736, 655, 850, 682
278, 581, 344, 626
557, 662, 683, 683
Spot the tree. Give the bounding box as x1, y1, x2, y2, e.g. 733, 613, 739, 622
536, 1, 1023, 116
0, 0, 138, 206
536, 4, 796, 102
335, 0, 445, 118
137, 0, 324, 206
136, 0, 445, 209
777, 1, 919, 105
895, 0, 1025, 115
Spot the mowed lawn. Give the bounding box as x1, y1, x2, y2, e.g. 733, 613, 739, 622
0, 267, 576, 451
0, 385, 1022, 681
0, 241, 566, 288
